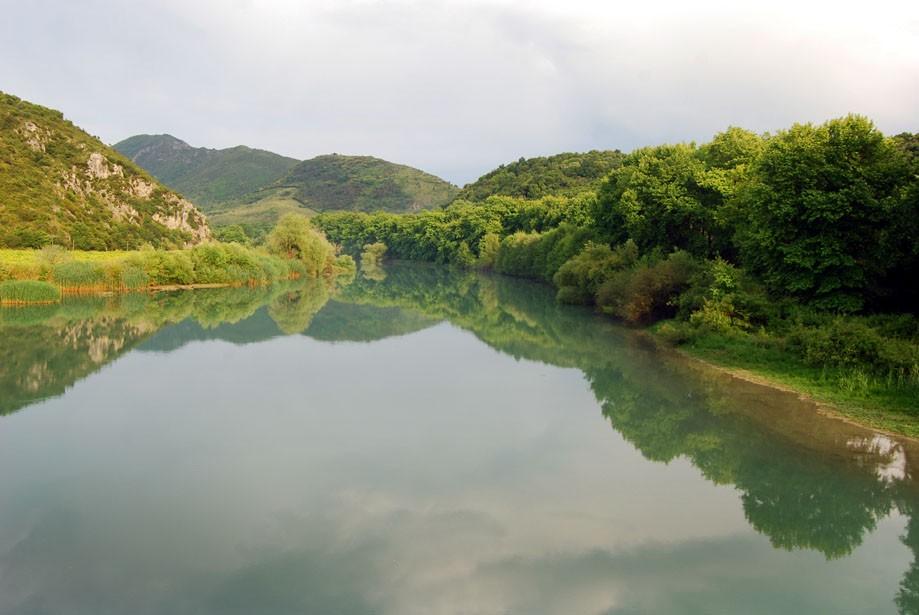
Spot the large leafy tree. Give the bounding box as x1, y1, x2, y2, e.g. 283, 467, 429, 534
593, 129, 761, 259
736, 115, 909, 311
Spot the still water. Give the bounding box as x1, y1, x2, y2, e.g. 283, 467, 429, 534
0, 264, 917, 614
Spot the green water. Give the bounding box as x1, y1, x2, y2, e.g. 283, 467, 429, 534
1, 264, 917, 614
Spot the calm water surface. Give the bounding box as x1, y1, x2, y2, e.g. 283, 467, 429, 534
1, 265, 917, 614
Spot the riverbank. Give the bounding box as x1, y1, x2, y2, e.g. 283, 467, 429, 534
649, 323, 919, 438
0, 239, 355, 304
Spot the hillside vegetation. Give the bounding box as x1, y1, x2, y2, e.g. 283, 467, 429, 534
456, 150, 624, 201
275, 154, 458, 213
315, 116, 919, 434
114, 134, 299, 208
0, 94, 211, 250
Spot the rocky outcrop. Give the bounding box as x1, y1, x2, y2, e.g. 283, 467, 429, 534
154, 195, 211, 244
0, 92, 213, 249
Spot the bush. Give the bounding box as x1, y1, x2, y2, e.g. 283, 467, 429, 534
266, 214, 336, 278
596, 251, 699, 324
140, 251, 195, 285
361, 242, 388, 268
477, 233, 501, 270
333, 254, 357, 276
0, 280, 61, 304
553, 240, 638, 304
494, 223, 593, 281
788, 318, 919, 378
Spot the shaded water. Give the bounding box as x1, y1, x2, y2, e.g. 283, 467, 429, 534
1, 264, 918, 614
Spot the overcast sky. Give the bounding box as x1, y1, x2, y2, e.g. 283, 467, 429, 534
1, 0, 917, 184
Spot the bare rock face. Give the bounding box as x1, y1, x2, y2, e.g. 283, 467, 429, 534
154, 195, 211, 244
86, 152, 124, 179
17, 120, 50, 152
129, 177, 155, 198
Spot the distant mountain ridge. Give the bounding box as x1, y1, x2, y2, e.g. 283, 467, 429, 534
116, 134, 459, 230
0, 93, 209, 249
114, 134, 298, 209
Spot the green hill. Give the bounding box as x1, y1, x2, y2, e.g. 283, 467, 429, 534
0, 93, 210, 250
274, 154, 458, 213
457, 150, 624, 201
203, 154, 459, 237
114, 134, 298, 209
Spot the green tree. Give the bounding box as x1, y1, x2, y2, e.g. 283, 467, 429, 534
594, 144, 722, 257
266, 214, 335, 278
736, 115, 908, 311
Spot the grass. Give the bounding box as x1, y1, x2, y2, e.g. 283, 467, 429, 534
664, 327, 919, 438
0, 245, 310, 299
0, 280, 61, 304
207, 188, 315, 240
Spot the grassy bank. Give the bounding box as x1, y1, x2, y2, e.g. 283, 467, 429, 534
652, 319, 919, 437
0, 245, 305, 294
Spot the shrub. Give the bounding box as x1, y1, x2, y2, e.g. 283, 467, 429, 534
596, 251, 699, 324
333, 254, 357, 276
361, 242, 388, 268
787, 318, 919, 379
140, 251, 195, 285
553, 240, 638, 304
267, 215, 336, 278
477, 233, 501, 270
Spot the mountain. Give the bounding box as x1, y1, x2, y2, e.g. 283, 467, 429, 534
0, 93, 209, 249
457, 150, 624, 201
114, 134, 298, 209
273, 154, 458, 213
205, 154, 459, 235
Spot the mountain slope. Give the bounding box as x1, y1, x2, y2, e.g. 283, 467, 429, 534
273, 154, 458, 213
0, 93, 209, 249
114, 134, 298, 208
457, 150, 624, 201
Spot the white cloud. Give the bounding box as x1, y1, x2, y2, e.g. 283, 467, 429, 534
0, 0, 916, 183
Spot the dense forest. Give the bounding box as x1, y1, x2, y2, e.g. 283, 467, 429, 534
315, 116, 919, 428
455, 150, 624, 201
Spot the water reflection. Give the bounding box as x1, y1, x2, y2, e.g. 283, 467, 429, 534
1, 264, 918, 612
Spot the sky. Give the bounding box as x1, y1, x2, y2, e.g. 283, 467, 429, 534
1, 0, 917, 185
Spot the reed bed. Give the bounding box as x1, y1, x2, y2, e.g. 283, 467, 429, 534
0, 280, 61, 305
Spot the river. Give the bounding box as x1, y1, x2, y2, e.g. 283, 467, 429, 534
0, 264, 916, 614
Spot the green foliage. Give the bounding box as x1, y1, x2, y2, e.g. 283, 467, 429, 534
113, 135, 299, 209
553, 240, 639, 304
493, 224, 594, 281
51, 260, 105, 289
596, 251, 700, 323
361, 242, 387, 267
266, 214, 336, 278
787, 318, 919, 379
315, 193, 594, 268
0, 280, 61, 304
458, 150, 624, 201
736, 115, 910, 311
593, 132, 761, 258
213, 224, 251, 245
277, 154, 458, 213
0, 92, 210, 249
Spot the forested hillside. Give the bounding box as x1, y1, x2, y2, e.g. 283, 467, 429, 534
315, 116, 919, 432
456, 150, 624, 201
114, 134, 298, 208
0, 93, 209, 249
